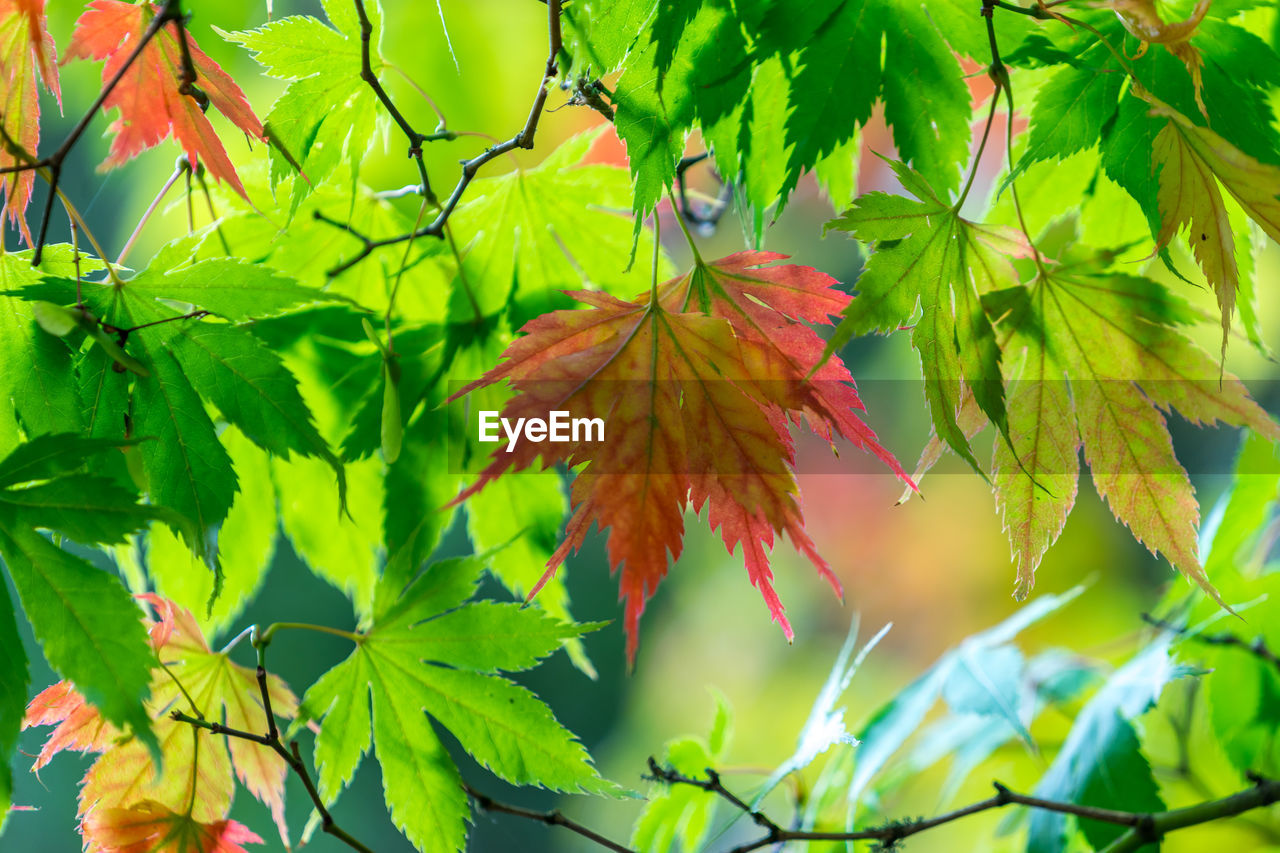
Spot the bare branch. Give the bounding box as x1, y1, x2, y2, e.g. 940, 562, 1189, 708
1142, 612, 1280, 675
465, 784, 637, 853
320, 0, 566, 278
642, 762, 1280, 853
173, 634, 374, 853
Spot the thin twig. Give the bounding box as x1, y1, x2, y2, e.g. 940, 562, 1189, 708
1142, 612, 1280, 674
645, 763, 1280, 853
465, 784, 637, 853
353, 0, 437, 205
320, 0, 565, 277
173, 636, 374, 853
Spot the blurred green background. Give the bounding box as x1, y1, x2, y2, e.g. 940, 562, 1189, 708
7, 1, 1280, 851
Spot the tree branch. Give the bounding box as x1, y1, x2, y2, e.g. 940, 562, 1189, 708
1142, 612, 1280, 675
353, 0, 437, 205
172, 634, 373, 853
640, 763, 1280, 853
320, 0, 565, 278
465, 783, 637, 853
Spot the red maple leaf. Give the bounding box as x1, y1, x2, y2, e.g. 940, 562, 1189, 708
66, 0, 264, 198
453, 251, 911, 662
0, 0, 60, 243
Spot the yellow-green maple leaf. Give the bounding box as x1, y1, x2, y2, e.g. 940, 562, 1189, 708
1149, 98, 1280, 354
992, 261, 1279, 599
23, 596, 298, 851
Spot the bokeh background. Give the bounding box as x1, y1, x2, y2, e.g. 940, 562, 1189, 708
7, 1, 1280, 851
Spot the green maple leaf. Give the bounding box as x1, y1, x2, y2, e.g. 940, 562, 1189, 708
0, 434, 161, 813
1007, 42, 1123, 185
613, 0, 756, 220
296, 554, 613, 853
991, 256, 1280, 599
1027, 638, 1186, 853
18, 243, 341, 568
146, 426, 279, 639
0, 249, 89, 437
562, 0, 655, 75
0, 578, 22, 829
825, 159, 1025, 472
221, 0, 382, 215
448, 128, 673, 327
613, 0, 973, 227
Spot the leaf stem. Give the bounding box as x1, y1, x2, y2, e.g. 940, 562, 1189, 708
665, 187, 703, 266
257, 621, 361, 646
954, 87, 1002, 212
981, 0, 1048, 276
118, 158, 190, 266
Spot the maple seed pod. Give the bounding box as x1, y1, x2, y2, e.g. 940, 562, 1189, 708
382, 357, 403, 465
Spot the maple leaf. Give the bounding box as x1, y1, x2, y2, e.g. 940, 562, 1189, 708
1147, 97, 1280, 355
1113, 0, 1211, 114
452, 251, 909, 662
23, 595, 299, 850
66, 0, 265, 199
222, 0, 381, 215
296, 553, 609, 853
83, 801, 262, 853
17, 238, 342, 567
988, 258, 1280, 599
23, 682, 117, 773
825, 159, 1027, 473
0, 0, 60, 244
0, 432, 163, 825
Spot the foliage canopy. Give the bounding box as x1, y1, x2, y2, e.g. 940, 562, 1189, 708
1, 1, 1279, 852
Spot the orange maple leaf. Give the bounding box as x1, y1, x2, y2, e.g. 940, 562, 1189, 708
453, 251, 910, 662
83, 800, 262, 853
23, 596, 297, 850
23, 682, 117, 773
0, 0, 60, 243
66, 0, 264, 198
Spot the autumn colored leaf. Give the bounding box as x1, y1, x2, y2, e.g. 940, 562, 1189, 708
0, 0, 59, 244
1113, 0, 1210, 113
452, 251, 910, 662
82, 801, 262, 853
23, 595, 298, 850
66, 0, 265, 199
1148, 97, 1280, 355
23, 682, 116, 773
990, 259, 1280, 599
